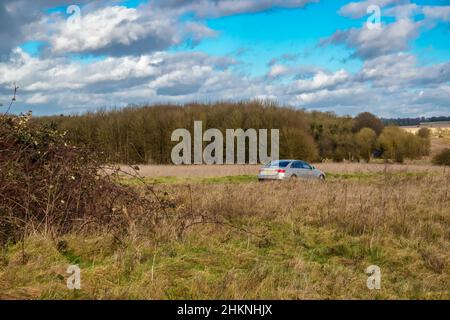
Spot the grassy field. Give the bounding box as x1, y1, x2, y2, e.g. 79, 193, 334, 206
120, 162, 446, 178
0, 164, 449, 299
117, 162, 446, 185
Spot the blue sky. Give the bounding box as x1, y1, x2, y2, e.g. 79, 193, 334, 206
0, 0, 449, 117
193, 1, 365, 75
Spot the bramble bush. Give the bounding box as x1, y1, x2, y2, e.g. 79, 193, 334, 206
0, 113, 166, 245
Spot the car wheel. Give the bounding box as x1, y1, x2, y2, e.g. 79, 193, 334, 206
319, 175, 325, 181
289, 175, 298, 181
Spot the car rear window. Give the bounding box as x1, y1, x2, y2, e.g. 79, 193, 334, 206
267, 160, 291, 168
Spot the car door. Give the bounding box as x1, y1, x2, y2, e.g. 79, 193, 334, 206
299, 161, 314, 179
291, 161, 308, 179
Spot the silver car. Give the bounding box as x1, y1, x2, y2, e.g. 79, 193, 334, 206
258, 160, 326, 181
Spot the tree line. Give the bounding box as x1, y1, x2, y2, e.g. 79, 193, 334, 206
382, 116, 450, 126
35, 101, 431, 164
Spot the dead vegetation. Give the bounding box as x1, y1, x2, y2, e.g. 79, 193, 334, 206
1, 171, 449, 299
0, 113, 173, 245
0, 113, 448, 299
118, 162, 446, 180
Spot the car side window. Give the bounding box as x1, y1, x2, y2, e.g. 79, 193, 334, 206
301, 162, 312, 169
291, 161, 302, 169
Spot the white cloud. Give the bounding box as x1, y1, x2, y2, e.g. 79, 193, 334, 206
0, 48, 241, 112
339, 0, 406, 18
1, 46, 448, 117
357, 53, 450, 88
289, 69, 350, 93
2, 0, 317, 57
268, 64, 290, 78
0, 0, 96, 56
156, 0, 318, 18
422, 5, 450, 22
322, 18, 420, 59
27, 4, 216, 56
26, 93, 49, 104
0, 0, 449, 118
329, 1, 450, 61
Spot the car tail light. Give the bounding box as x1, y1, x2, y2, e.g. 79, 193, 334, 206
277, 169, 286, 173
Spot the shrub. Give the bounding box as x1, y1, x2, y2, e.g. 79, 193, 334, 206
432, 148, 450, 165
377, 126, 428, 163
355, 128, 377, 162
0, 113, 163, 245
417, 128, 431, 139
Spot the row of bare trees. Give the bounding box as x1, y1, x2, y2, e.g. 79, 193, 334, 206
35, 102, 430, 164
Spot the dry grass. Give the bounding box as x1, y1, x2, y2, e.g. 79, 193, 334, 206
2, 110, 448, 300
431, 137, 450, 156
1, 170, 448, 300
121, 162, 446, 179
120, 164, 261, 178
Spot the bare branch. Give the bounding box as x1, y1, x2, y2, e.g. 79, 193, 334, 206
4, 82, 19, 115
